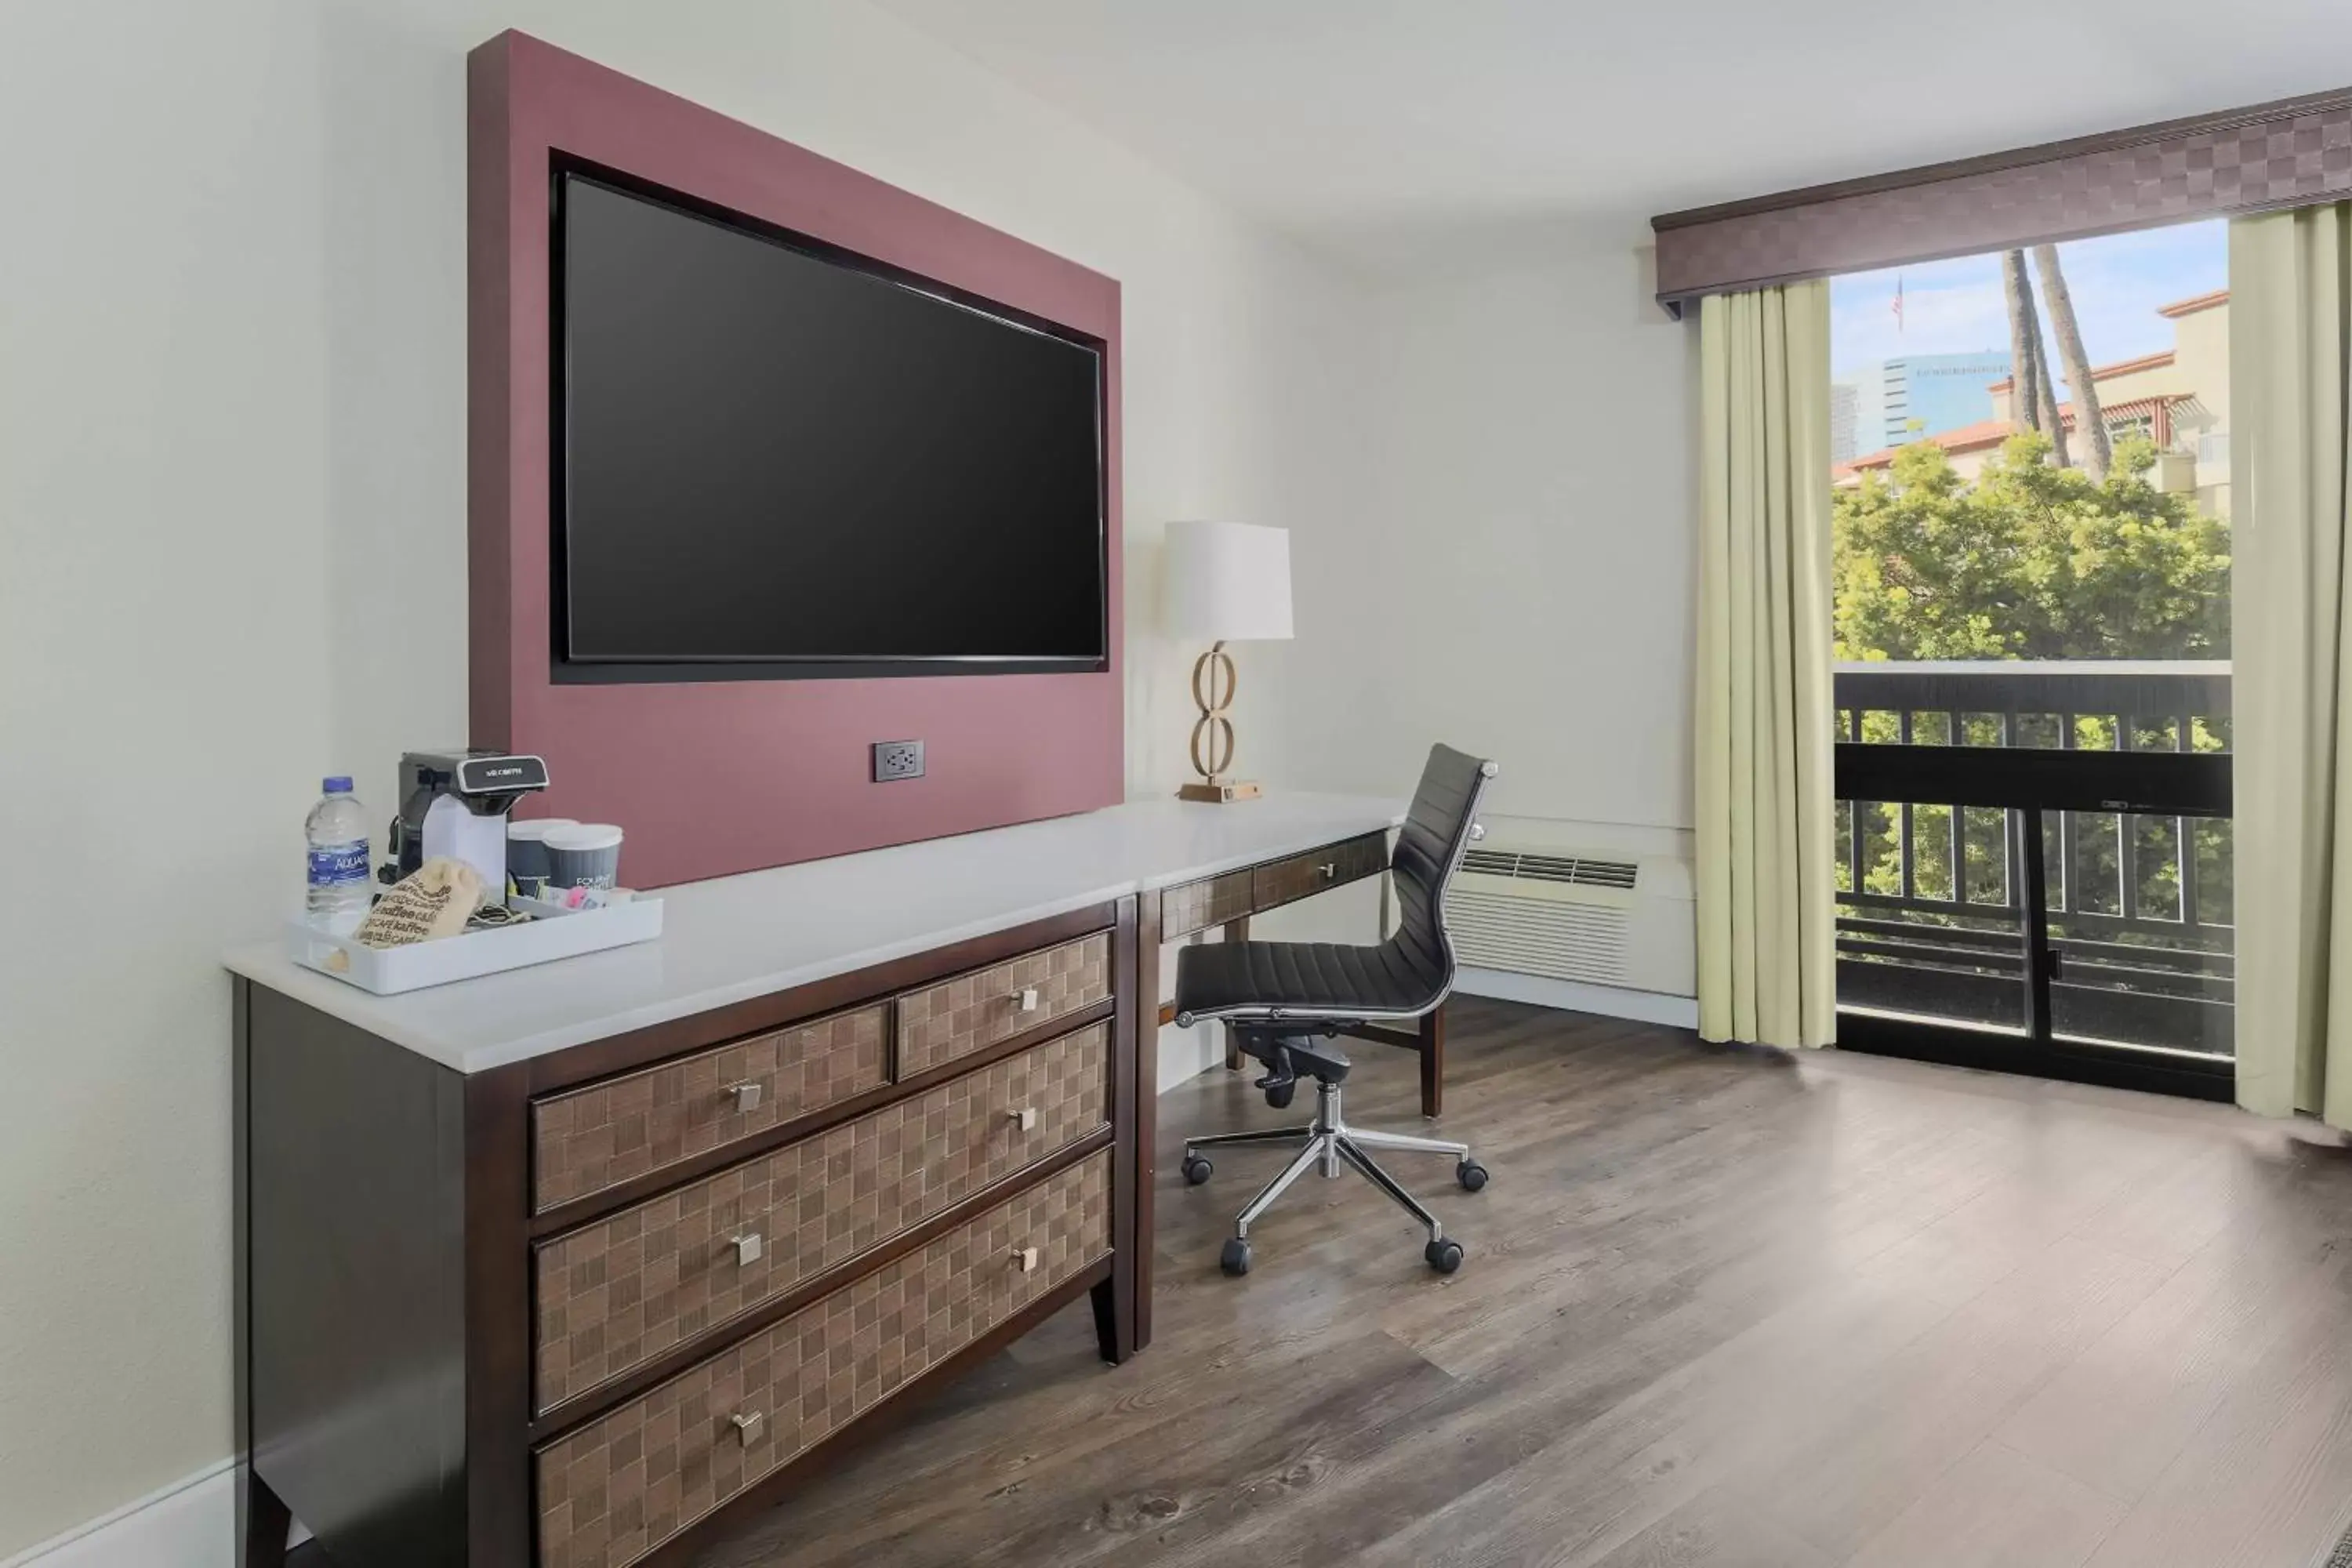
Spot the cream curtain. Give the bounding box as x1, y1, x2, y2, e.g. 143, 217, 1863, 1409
1695, 283, 1838, 1049
2231, 204, 2352, 1127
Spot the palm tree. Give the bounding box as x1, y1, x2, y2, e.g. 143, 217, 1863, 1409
2003, 250, 2041, 434
2002, 249, 2070, 466
2032, 243, 2109, 481
2031, 324, 2067, 465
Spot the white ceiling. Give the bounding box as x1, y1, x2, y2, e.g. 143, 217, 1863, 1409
874, 0, 2350, 271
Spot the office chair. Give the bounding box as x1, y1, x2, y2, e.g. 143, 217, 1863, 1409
1174, 743, 1497, 1276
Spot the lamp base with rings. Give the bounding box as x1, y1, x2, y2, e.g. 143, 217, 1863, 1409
1178, 778, 1263, 804
1178, 640, 1263, 804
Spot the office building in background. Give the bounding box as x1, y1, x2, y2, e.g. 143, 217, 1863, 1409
1835, 350, 2012, 458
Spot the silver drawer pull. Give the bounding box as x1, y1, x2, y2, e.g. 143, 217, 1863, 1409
1009, 1106, 1038, 1132
726, 1081, 764, 1113
1012, 1246, 1039, 1274
1319, 862, 1338, 879
731, 1232, 764, 1266
731, 1410, 765, 1444
1011, 986, 1040, 1012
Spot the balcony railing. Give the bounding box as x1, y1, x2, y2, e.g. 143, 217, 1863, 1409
1834, 660, 2233, 1060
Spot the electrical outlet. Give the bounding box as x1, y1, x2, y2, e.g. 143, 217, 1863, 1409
873, 739, 925, 782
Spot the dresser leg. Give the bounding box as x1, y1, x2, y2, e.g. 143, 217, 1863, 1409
1090, 1275, 1134, 1365
1418, 1004, 1445, 1120
238, 1465, 292, 1568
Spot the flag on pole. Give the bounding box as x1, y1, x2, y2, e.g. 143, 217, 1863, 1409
1892, 275, 1904, 333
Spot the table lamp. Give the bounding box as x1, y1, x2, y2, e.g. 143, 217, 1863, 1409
1162, 520, 1293, 803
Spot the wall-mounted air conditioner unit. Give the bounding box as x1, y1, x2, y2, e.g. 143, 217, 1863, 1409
1444, 835, 1694, 1000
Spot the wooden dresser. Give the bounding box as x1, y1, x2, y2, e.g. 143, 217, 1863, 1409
227, 795, 1404, 1568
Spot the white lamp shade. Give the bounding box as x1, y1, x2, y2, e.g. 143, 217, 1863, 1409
1162, 520, 1294, 642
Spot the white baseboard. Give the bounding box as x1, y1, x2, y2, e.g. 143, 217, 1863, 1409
1454, 967, 1700, 1030
2, 1462, 234, 1568
1155, 1018, 1225, 1092
1149, 969, 1698, 1099
2, 1463, 306, 1568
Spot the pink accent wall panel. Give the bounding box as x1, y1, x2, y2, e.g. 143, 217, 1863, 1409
468, 31, 1123, 888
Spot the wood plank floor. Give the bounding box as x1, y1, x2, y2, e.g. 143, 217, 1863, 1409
688, 996, 2352, 1568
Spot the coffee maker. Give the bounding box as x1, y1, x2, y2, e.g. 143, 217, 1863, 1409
383, 750, 550, 906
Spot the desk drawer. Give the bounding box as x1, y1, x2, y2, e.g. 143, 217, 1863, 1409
895, 932, 1110, 1078
535, 1149, 1112, 1568
1252, 832, 1388, 913
530, 1004, 887, 1215
532, 1022, 1109, 1415
1161, 869, 1254, 939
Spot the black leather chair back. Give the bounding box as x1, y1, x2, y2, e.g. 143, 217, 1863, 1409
1387, 743, 1497, 998
1169, 743, 1498, 1029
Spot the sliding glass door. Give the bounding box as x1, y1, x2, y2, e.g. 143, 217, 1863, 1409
1833, 665, 2232, 1097
1826, 222, 2234, 1097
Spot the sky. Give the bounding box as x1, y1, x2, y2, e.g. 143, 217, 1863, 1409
1829, 220, 2226, 390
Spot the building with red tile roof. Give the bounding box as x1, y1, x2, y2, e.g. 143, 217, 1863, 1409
1831, 289, 2229, 516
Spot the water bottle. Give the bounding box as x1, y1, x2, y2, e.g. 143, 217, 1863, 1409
305, 776, 372, 932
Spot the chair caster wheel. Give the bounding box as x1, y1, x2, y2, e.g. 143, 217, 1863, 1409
1456, 1160, 1490, 1192
1181, 1153, 1214, 1185
1221, 1238, 1252, 1276
1425, 1238, 1464, 1274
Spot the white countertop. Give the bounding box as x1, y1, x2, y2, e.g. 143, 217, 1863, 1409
224, 792, 1403, 1075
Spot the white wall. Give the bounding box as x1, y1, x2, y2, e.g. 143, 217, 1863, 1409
1285, 232, 1700, 844
1186, 234, 1709, 1065
1, 8, 1707, 1552
0, 0, 1369, 1553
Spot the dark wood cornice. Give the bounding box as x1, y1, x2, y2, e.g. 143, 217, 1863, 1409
1650, 84, 2352, 310
1653, 85, 2352, 233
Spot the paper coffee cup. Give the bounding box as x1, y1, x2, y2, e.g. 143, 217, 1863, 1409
506, 818, 579, 893
543, 823, 624, 891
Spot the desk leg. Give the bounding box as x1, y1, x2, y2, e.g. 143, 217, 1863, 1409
235, 981, 292, 1568
1219, 915, 1249, 1071
1419, 1004, 1445, 1120
239, 1467, 292, 1568
1091, 1278, 1127, 1364
1125, 893, 1161, 1354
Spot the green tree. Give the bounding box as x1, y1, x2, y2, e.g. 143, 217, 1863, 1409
1832, 432, 2232, 927
1835, 431, 2230, 662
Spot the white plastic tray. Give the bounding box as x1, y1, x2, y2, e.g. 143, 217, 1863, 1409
285, 895, 665, 995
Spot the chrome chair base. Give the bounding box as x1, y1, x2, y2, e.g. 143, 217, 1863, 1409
1181, 1080, 1485, 1275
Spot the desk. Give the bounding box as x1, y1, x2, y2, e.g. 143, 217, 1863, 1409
224, 793, 1405, 1568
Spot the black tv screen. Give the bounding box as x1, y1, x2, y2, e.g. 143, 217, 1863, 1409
554, 169, 1108, 674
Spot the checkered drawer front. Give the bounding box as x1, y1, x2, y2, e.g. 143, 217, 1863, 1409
532, 1023, 1109, 1415
531, 1004, 888, 1214
1252, 833, 1388, 913
895, 932, 1110, 1078
1162, 869, 1254, 938
535, 1150, 1112, 1568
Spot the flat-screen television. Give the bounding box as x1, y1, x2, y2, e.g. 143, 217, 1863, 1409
553, 167, 1109, 678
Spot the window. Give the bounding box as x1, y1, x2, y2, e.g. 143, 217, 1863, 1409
1828, 223, 2234, 1095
